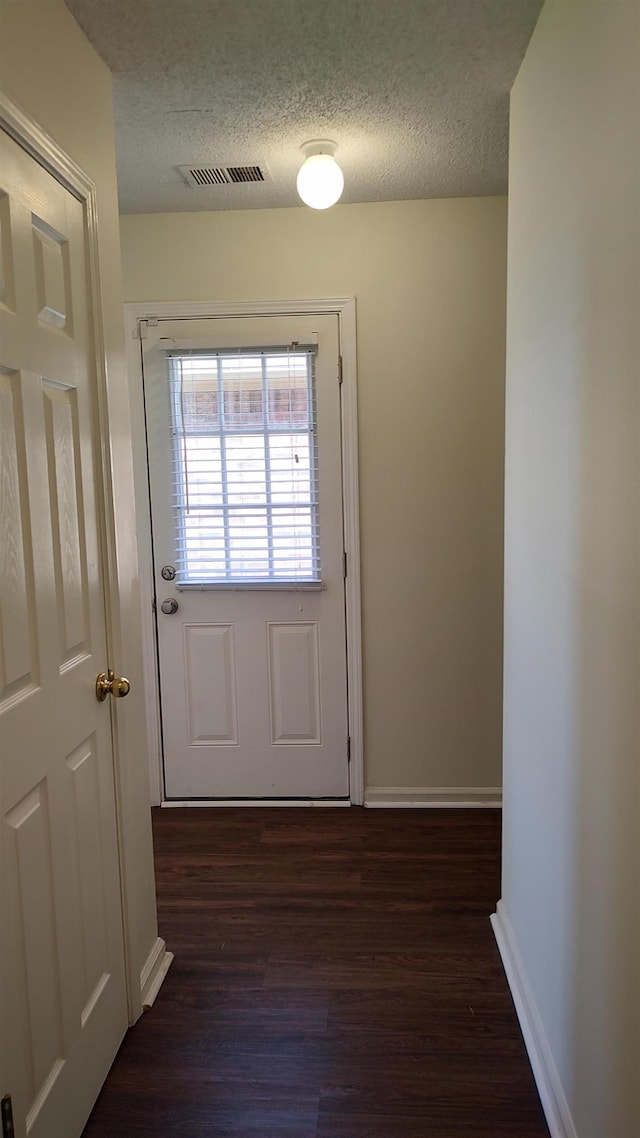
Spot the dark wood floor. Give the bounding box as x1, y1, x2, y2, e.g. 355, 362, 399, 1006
83, 807, 549, 1137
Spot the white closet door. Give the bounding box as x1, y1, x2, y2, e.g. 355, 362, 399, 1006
0, 129, 128, 1138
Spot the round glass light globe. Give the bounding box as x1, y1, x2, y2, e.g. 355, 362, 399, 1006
296, 153, 344, 209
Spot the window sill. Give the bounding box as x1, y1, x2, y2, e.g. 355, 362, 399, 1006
175, 580, 325, 592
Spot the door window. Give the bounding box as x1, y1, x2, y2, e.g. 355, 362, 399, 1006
168, 347, 320, 584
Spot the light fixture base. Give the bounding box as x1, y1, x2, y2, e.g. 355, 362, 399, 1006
300, 139, 338, 160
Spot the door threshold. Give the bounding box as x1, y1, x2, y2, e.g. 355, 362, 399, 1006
160, 798, 352, 808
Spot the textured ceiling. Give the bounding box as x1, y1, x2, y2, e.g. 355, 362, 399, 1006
64, 0, 543, 214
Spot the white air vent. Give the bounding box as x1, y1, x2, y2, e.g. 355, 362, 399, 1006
186, 166, 229, 186
178, 164, 268, 188
226, 165, 265, 183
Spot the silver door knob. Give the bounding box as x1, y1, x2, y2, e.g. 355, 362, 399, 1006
160, 598, 179, 615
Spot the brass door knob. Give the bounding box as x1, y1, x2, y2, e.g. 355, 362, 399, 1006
96, 669, 131, 702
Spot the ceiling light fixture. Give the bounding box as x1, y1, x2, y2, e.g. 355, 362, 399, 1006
296, 140, 344, 210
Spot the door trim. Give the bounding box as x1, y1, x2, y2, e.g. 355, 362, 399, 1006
125, 298, 364, 806
0, 93, 162, 1024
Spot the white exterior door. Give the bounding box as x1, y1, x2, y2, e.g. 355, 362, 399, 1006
143, 315, 350, 800
0, 131, 128, 1136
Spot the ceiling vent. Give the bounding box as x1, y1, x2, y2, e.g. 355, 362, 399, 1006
226, 165, 265, 183
186, 166, 229, 186
178, 164, 268, 188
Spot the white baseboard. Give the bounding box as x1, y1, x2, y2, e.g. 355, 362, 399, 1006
139, 937, 174, 1012
364, 786, 502, 807
160, 798, 351, 808
491, 901, 578, 1138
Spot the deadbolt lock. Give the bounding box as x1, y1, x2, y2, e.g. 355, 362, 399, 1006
161, 565, 177, 581
96, 669, 131, 702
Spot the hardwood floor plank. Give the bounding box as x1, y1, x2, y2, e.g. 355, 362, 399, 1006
82, 808, 549, 1137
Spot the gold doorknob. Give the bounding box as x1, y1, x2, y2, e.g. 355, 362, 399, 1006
96, 669, 131, 702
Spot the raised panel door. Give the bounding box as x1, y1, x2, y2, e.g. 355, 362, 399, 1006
0, 129, 127, 1138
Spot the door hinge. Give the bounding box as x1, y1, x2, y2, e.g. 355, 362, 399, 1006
342, 550, 348, 578
1, 1096, 15, 1138
347, 736, 351, 763
338, 354, 343, 385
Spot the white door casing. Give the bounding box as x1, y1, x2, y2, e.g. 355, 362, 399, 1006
0, 124, 128, 1136
142, 314, 355, 800
126, 298, 362, 805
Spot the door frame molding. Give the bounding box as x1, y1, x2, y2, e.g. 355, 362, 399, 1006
124, 297, 364, 806
0, 93, 167, 1024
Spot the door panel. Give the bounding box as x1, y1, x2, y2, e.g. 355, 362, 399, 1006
267, 621, 321, 744
183, 622, 239, 745
0, 130, 127, 1138
143, 315, 349, 799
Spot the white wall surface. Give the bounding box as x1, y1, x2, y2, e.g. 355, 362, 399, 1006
0, 0, 161, 1017
121, 197, 507, 797
501, 1, 640, 1134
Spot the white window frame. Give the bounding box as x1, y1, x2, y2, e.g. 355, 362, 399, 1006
168, 347, 321, 586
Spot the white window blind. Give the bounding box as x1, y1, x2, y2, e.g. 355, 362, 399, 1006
167, 347, 320, 585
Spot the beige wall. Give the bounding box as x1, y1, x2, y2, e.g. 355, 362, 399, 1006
0, 0, 160, 1017
501, 1, 640, 1134
121, 197, 507, 797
